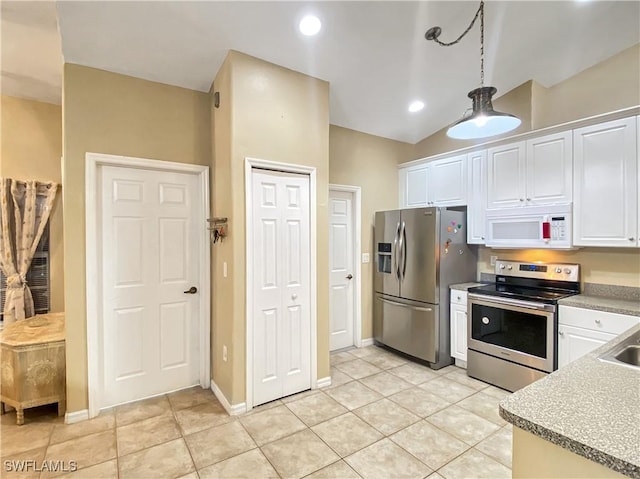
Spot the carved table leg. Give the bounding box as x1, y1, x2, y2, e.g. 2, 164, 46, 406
16, 408, 24, 425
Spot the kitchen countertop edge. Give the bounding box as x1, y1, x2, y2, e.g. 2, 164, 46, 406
558, 294, 640, 317
449, 282, 487, 291
499, 324, 640, 479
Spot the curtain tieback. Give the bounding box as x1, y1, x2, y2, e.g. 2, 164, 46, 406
7, 274, 27, 289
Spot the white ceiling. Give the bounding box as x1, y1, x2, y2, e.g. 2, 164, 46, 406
4, 2, 640, 143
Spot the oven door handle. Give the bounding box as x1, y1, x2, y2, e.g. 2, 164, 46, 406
380, 298, 433, 313
468, 293, 555, 313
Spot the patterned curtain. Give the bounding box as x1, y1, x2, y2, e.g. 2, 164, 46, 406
0, 178, 58, 323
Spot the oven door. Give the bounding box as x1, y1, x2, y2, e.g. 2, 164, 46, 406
467, 294, 556, 373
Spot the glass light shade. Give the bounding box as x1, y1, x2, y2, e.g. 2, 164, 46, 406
447, 86, 521, 140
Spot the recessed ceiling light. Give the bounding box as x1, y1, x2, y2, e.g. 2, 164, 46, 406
299, 15, 321, 36
408, 101, 425, 113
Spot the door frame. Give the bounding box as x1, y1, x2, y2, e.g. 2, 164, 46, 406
85, 152, 211, 419
245, 157, 317, 412
328, 184, 363, 349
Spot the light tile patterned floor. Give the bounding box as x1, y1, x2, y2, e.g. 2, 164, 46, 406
0, 346, 513, 478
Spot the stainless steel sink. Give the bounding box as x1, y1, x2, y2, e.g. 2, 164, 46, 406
598, 330, 640, 370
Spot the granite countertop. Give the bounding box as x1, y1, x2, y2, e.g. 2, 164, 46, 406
449, 282, 486, 291
558, 294, 640, 317
499, 323, 640, 478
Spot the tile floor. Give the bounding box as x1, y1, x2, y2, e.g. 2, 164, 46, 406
0, 346, 513, 479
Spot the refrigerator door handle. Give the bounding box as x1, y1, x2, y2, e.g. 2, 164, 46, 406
401, 221, 407, 278
394, 221, 401, 280
380, 298, 433, 312
397, 221, 404, 281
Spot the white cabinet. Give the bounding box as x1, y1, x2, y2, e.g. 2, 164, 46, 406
487, 132, 572, 210
466, 150, 487, 244
557, 305, 640, 368
400, 163, 429, 208
450, 289, 468, 365
573, 117, 638, 247
427, 155, 468, 206
487, 141, 526, 209
399, 155, 467, 208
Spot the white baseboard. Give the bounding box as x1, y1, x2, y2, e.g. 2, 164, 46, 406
360, 338, 374, 347
65, 409, 89, 424
210, 380, 246, 416
316, 376, 332, 388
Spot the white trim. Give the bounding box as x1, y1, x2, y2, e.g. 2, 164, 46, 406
65, 409, 89, 424
85, 152, 210, 419
360, 338, 375, 347
316, 376, 332, 388
210, 381, 247, 416
329, 184, 363, 348
245, 157, 318, 412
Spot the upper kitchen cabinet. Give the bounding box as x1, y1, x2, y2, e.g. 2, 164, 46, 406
399, 163, 429, 207
399, 154, 467, 208
487, 131, 572, 209
573, 116, 638, 247
427, 154, 468, 206
466, 150, 487, 244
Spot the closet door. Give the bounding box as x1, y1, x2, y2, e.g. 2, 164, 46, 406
251, 169, 311, 406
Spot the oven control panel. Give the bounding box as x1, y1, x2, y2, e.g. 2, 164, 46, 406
495, 260, 579, 282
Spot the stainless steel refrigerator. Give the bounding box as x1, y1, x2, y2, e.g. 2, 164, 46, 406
373, 207, 477, 369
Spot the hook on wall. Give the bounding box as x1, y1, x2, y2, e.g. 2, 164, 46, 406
207, 217, 228, 243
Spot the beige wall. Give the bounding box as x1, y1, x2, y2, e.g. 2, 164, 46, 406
212, 52, 330, 405
62, 64, 211, 412
0, 95, 64, 313
533, 44, 640, 129
478, 247, 640, 287
329, 125, 412, 338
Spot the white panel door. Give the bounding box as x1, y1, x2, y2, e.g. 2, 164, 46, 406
329, 190, 355, 351
101, 166, 200, 408
525, 131, 573, 206
252, 169, 311, 406
573, 117, 638, 247
557, 325, 616, 368
450, 304, 467, 361
487, 142, 526, 209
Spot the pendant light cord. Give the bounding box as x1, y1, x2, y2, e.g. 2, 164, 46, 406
428, 1, 485, 87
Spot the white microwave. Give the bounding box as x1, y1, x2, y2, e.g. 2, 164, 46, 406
485, 204, 573, 249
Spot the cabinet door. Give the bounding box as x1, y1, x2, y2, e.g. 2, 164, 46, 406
450, 303, 467, 361
526, 131, 572, 205
401, 164, 429, 208
557, 324, 616, 368
467, 150, 487, 244
487, 142, 526, 209
573, 117, 638, 247
428, 155, 468, 206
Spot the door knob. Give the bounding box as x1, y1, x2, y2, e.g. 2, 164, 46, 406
291, 293, 298, 300
183, 286, 198, 294
346, 274, 353, 280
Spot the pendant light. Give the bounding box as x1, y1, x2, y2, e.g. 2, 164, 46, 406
425, 1, 521, 140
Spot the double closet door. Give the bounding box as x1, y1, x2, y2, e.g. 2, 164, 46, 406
251, 169, 311, 406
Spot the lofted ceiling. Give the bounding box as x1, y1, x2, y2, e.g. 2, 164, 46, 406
3, 1, 640, 143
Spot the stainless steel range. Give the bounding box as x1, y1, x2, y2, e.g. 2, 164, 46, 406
467, 260, 580, 392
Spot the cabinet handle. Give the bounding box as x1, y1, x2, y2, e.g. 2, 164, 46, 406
526, 198, 531, 201
481, 236, 485, 240
559, 330, 564, 336
519, 198, 524, 202
629, 237, 635, 241
595, 319, 601, 324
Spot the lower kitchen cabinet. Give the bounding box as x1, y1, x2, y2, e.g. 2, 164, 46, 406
558, 305, 640, 368
450, 289, 468, 365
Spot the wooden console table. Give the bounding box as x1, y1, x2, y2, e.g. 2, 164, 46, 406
0, 313, 66, 425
